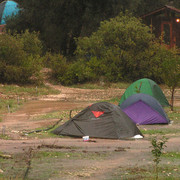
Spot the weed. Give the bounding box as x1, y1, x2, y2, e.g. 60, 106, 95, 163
151, 136, 168, 180
23, 147, 33, 180
0, 134, 10, 140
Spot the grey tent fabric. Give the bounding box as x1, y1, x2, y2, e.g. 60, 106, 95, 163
52, 102, 143, 139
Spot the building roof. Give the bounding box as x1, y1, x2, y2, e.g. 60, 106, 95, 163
141, 5, 180, 18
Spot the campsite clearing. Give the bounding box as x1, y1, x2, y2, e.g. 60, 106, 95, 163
0, 82, 180, 179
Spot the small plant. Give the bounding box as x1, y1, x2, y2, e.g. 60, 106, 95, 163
135, 82, 142, 93
151, 136, 168, 180
23, 147, 34, 180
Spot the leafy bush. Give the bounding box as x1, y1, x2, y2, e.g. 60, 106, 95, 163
17, 30, 43, 57
43, 52, 68, 81
0, 31, 43, 84
60, 60, 87, 85
74, 12, 157, 83
43, 13, 179, 86
72, 12, 179, 84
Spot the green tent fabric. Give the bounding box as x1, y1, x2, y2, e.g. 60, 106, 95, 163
119, 78, 170, 107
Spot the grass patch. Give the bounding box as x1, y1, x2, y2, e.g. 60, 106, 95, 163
27, 109, 82, 138
30, 109, 81, 121
110, 164, 180, 180
0, 153, 27, 179
0, 84, 60, 96
103, 97, 121, 104
26, 128, 63, 139
162, 152, 180, 159
0, 99, 22, 114
167, 110, 180, 124
0, 84, 60, 114
35, 150, 109, 160
70, 82, 130, 89
0, 134, 10, 140
25, 130, 60, 139
30, 111, 64, 121
0, 150, 109, 180
140, 128, 180, 135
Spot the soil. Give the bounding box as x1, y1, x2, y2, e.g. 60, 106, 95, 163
0, 79, 179, 179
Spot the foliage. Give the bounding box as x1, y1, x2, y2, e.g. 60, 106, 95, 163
43, 52, 68, 82
151, 136, 168, 180
74, 13, 168, 84
16, 30, 43, 57
7, 0, 125, 56
8, 0, 178, 56
150, 47, 180, 110
0, 31, 43, 84
160, 51, 180, 110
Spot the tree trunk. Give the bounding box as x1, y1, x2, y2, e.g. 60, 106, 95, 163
170, 87, 175, 111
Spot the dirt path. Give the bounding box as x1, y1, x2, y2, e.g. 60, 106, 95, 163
0, 82, 125, 134
0, 82, 179, 179
0, 136, 179, 179
0, 82, 179, 145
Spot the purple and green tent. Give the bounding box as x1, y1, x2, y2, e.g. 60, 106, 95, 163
119, 78, 170, 107
119, 93, 169, 125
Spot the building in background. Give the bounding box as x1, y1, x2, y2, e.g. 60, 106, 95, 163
141, 5, 180, 49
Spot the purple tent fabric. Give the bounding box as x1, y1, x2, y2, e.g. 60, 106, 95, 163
123, 100, 168, 125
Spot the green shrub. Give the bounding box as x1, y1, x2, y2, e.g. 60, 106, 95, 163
75, 12, 156, 83
72, 12, 178, 84
0, 33, 25, 66
60, 60, 87, 85
0, 31, 43, 84
43, 52, 68, 81
17, 30, 43, 57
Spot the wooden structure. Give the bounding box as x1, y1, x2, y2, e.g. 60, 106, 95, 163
141, 5, 180, 48
0, 24, 5, 33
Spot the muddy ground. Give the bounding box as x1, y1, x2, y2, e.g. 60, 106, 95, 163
0, 82, 180, 180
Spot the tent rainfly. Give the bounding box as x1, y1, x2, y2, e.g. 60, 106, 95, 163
0, 0, 19, 25
119, 78, 170, 107
52, 102, 143, 139
120, 93, 170, 125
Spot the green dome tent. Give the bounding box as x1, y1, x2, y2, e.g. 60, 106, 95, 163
119, 78, 170, 107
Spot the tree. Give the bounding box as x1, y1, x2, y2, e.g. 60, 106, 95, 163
159, 49, 180, 111
149, 45, 180, 111
8, 0, 175, 56
75, 13, 161, 83
7, 0, 125, 56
